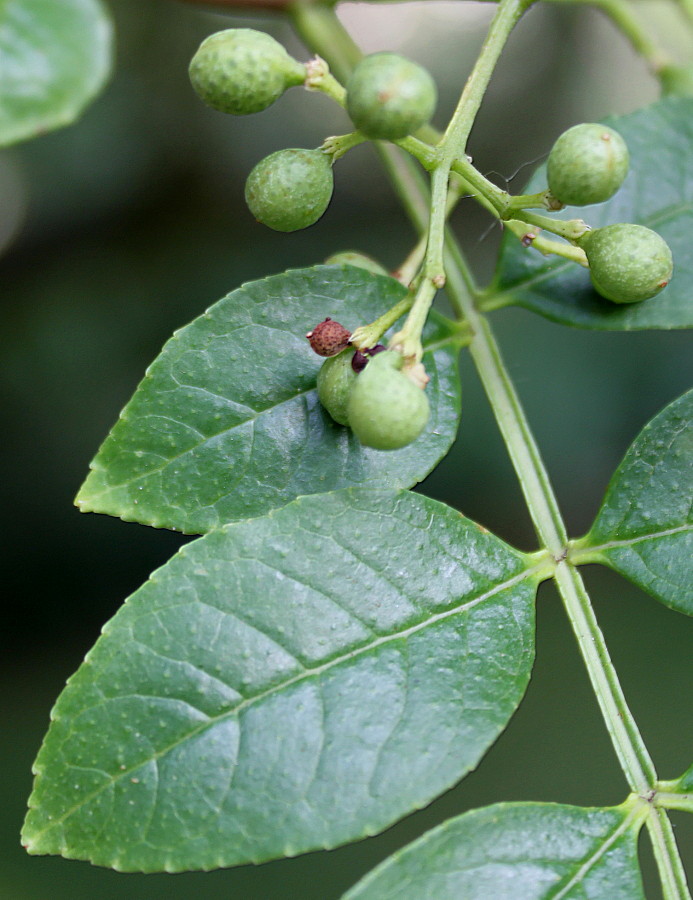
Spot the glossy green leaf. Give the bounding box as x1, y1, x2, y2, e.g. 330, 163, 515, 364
677, 765, 693, 793
491, 98, 693, 329
343, 802, 645, 900
0, 0, 112, 148
574, 389, 692, 614
23, 488, 540, 872
76, 266, 462, 534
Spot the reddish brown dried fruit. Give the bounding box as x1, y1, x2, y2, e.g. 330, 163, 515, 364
306, 318, 352, 357
351, 344, 385, 373
351, 350, 368, 373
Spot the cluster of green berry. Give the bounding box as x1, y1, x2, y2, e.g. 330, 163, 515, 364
306, 317, 429, 450
189, 28, 435, 450
189, 28, 436, 232
545, 123, 673, 303
188, 28, 674, 450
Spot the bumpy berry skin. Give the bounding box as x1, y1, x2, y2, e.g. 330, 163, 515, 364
547, 123, 629, 206
346, 53, 437, 141
245, 149, 334, 232
325, 251, 388, 276
189, 29, 305, 116
306, 318, 351, 357
583, 224, 673, 304
347, 351, 430, 450
317, 350, 357, 426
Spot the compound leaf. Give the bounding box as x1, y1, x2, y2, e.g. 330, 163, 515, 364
0, 0, 112, 147
23, 488, 540, 872
574, 389, 692, 614
342, 802, 644, 900
491, 98, 693, 329
76, 266, 462, 534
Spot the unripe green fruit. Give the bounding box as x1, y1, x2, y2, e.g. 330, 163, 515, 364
317, 350, 357, 426
189, 29, 305, 116
347, 351, 430, 450
245, 149, 334, 232
346, 52, 437, 141
325, 251, 388, 276
547, 123, 629, 206
582, 224, 673, 304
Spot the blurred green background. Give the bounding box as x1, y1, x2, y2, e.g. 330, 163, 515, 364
2, 1, 692, 897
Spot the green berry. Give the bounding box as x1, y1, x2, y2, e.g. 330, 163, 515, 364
582, 224, 673, 304
317, 350, 357, 426
547, 123, 629, 206
346, 52, 437, 141
324, 251, 388, 276
189, 29, 305, 116
245, 149, 334, 232
347, 351, 430, 450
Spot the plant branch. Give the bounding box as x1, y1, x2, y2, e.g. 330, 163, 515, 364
449, 219, 660, 802
443, 0, 534, 156
553, 564, 656, 791
646, 807, 693, 900
681, 0, 693, 27
288, 5, 689, 893
544, 0, 672, 73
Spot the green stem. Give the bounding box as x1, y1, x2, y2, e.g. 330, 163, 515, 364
445, 239, 657, 794
505, 189, 562, 213
655, 791, 693, 814
553, 564, 656, 790
376, 143, 430, 234
443, 0, 534, 156
389, 0, 532, 357
503, 221, 589, 266
288, 5, 689, 892
389, 278, 437, 362
424, 165, 450, 281
449, 154, 508, 213
394, 176, 474, 285
646, 808, 693, 900
545, 0, 672, 73
449, 239, 659, 798
449, 252, 568, 551
516, 210, 589, 242
290, 2, 360, 81
305, 56, 347, 104
350, 294, 414, 350
400, 136, 591, 248
681, 0, 693, 26
321, 131, 367, 161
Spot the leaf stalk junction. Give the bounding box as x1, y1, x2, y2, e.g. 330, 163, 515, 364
290, 1, 692, 896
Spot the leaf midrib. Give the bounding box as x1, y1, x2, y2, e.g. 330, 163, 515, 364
81, 340, 448, 502
583, 522, 692, 554
27, 561, 542, 842
547, 807, 640, 900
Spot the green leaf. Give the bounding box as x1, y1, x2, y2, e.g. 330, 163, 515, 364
23, 488, 540, 872
342, 802, 645, 900
76, 266, 462, 534
0, 0, 113, 148
491, 98, 693, 329
673, 766, 693, 796
677, 765, 693, 793
574, 388, 692, 615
